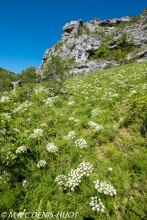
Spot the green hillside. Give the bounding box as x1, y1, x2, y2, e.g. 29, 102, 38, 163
0, 62, 147, 219
0, 68, 19, 92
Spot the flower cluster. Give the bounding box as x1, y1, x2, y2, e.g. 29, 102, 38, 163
13, 100, 32, 113
91, 109, 100, 118
34, 86, 49, 95
16, 145, 28, 154
45, 97, 53, 106
68, 117, 79, 123
45, 96, 59, 106
13, 128, 20, 132
67, 131, 76, 139
94, 179, 117, 196
22, 180, 27, 186
55, 174, 67, 189
29, 129, 43, 138
46, 142, 58, 153
68, 100, 75, 106
36, 160, 47, 168
55, 162, 93, 191
90, 196, 105, 213
0, 129, 6, 134
0, 95, 10, 103
1, 113, 11, 120
88, 121, 104, 132
75, 139, 87, 148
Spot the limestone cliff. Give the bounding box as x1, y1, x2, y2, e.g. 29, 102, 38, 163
38, 8, 147, 74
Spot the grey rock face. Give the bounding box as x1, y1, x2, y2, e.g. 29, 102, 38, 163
70, 60, 118, 74
98, 16, 131, 27
38, 8, 147, 74
62, 20, 83, 39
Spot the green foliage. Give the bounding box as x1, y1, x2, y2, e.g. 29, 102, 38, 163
0, 67, 19, 92
90, 33, 134, 62
82, 24, 90, 35
69, 43, 76, 51
0, 62, 147, 219
54, 40, 64, 51
117, 33, 134, 51
101, 35, 114, 46
43, 55, 66, 93
19, 66, 37, 84
129, 15, 141, 24
94, 46, 109, 58
75, 26, 83, 37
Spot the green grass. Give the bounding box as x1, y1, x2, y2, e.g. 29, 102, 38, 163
0, 61, 147, 219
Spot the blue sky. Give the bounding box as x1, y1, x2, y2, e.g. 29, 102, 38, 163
0, 0, 146, 74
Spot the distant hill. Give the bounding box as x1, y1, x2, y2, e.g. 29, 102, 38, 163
0, 67, 19, 92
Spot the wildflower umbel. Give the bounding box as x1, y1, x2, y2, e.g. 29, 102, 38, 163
37, 160, 47, 168
0, 95, 10, 103
67, 131, 76, 139
88, 121, 104, 132
55, 162, 93, 191
75, 139, 87, 148
90, 196, 105, 213
91, 109, 100, 118
46, 142, 58, 153
55, 175, 67, 190
16, 145, 28, 154
29, 129, 43, 138
94, 179, 117, 196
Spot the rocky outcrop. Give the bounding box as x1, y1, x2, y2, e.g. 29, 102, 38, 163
38, 8, 147, 74
98, 16, 131, 27
62, 20, 83, 39
71, 60, 118, 74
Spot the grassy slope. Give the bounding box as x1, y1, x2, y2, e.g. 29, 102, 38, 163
0, 62, 147, 220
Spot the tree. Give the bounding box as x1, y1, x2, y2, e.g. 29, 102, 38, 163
43, 55, 66, 92
20, 66, 36, 84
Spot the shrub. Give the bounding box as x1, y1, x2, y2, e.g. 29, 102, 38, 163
19, 66, 37, 84
43, 55, 66, 93
94, 46, 109, 59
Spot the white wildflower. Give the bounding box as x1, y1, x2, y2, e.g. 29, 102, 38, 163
13, 128, 20, 132
37, 160, 47, 168
75, 139, 87, 148
16, 145, 28, 154
46, 142, 58, 153
0, 96, 10, 103
88, 121, 104, 132
91, 109, 100, 118
90, 196, 105, 213
94, 179, 117, 196
45, 97, 53, 106
68, 100, 75, 106
67, 131, 76, 139
68, 117, 75, 121
56, 162, 93, 191
29, 129, 43, 138
1, 113, 11, 120
22, 180, 27, 186
13, 100, 32, 113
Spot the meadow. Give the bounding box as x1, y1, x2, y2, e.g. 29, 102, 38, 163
0, 61, 147, 220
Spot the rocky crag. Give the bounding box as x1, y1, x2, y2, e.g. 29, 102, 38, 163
38, 8, 147, 74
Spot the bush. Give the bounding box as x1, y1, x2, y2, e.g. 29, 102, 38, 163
94, 46, 109, 59
0, 68, 19, 92
19, 66, 37, 84
43, 55, 66, 93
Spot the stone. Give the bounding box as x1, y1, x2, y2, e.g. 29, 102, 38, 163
38, 8, 147, 75
62, 19, 83, 40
